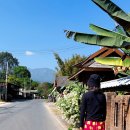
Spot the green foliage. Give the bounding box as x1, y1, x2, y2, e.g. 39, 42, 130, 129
116, 91, 125, 95
8, 66, 32, 89
95, 57, 130, 67
65, 0, 130, 76
92, 0, 130, 35
68, 126, 73, 130
54, 53, 86, 76
37, 82, 53, 98
13, 66, 31, 78
8, 75, 22, 86
54, 53, 66, 75
0, 52, 19, 80
0, 52, 39, 91
0, 52, 19, 71
56, 82, 87, 127
8, 75, 31, 89
65, 27, 130, 55
31, 81, 39, 90
65, 0, 130, 56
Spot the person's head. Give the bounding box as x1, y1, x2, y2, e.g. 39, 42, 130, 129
87, 74, 101, 90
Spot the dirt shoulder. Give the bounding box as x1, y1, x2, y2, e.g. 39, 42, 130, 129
44, 101, 70, 130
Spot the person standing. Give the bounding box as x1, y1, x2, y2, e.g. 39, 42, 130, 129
80, 74, 106, 130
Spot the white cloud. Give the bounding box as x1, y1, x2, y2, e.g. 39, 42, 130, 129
25, 51, 35, 56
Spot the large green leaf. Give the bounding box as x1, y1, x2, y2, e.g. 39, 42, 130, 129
115, 25, 126, 35
121, 48, 130, 55
92, 0, 130, 35
94, 57, 130, 67
90, 24, 130, 54
65, 30, 130, 50
116, 71, 130, 78
89, 24, 128, 38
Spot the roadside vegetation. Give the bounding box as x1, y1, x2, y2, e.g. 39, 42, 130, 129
54, 53, 86, 77
0, 51, 53, 100
56, 82, 86, 128
53, 53, 87, 128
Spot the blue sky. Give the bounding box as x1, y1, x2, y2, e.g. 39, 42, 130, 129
0, 0, 130, 70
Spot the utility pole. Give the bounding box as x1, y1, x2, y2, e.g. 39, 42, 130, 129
5, 62, 8, 101
24, 78, 26, 98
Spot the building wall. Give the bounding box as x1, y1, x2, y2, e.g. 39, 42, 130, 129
105, 92, 116, 130
105, 93, 130, 130
126, 100, 130, 130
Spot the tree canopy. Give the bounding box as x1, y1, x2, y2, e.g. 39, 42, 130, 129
54, 53, 86, 76
8, 66, 31, 89
13, 66, 31, 78
0, 52, 19, 80
37, 82, 53, 98
0, 52, 19, 71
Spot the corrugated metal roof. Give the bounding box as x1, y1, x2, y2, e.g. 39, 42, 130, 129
101, 76, 130, 88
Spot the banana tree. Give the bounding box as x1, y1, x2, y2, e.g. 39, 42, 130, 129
65, 0, 130, 71
65, 24, 130, 55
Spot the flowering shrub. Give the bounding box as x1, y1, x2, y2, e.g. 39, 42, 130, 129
56, 82, 87, 127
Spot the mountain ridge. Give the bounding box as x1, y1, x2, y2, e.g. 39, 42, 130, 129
29, 68, 56, 83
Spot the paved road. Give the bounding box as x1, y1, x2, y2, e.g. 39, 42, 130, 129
0, 99, 65, 130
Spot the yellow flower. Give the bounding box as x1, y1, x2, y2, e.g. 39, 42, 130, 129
84, 125, 87, 128
87, 121, 90, 125
93, 122, 96, 125
100, 122, 103, 125
98, 126, 101, 130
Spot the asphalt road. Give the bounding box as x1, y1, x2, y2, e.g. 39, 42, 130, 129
0, 99, 65, 130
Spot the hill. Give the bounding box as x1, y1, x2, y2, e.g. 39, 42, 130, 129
30, 68, 56, 83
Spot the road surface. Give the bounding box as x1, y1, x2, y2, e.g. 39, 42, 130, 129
0, 99, 65, 130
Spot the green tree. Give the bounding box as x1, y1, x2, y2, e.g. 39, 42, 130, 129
54, 53, 66, 75
8, 66, 31, 89
31, 81, 39, 90
54, 53, 86, 76
8, 75, 22, 86
13, 66, 31, 78
37, 82, 53, 98
0, 52, 19, 80
0, 52, 19, 71
64, 54, 86, 76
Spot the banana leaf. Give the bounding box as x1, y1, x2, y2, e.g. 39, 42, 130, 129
94, 57, 130, 67
116, 71, 130, 78
121, 48, 130, 55
89, 24, 128, 38
92, 0, 130, 35
65, 30, 130, 50
126, 70, 130, 75
90, 24, 130, 54
115, 25, 126, 35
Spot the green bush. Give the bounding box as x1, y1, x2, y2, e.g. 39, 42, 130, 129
56, 82, 87, 127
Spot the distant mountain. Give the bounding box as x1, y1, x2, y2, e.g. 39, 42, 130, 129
29, 68, 56, 83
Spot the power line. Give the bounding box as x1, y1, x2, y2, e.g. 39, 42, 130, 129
0, 46, 89, 55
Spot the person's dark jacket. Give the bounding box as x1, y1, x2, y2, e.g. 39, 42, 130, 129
80, 90, 106, 128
